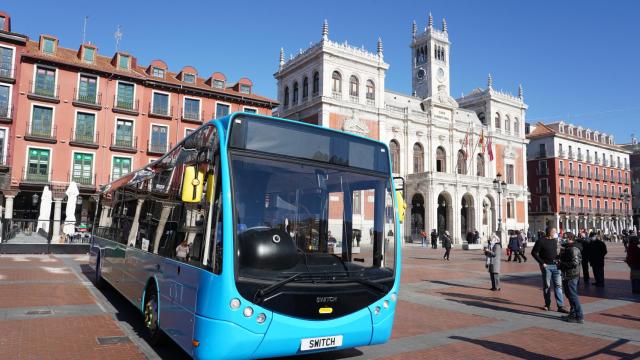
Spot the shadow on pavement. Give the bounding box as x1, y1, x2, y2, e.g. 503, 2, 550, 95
450, 335, 559, 359
442, 293, 561, 320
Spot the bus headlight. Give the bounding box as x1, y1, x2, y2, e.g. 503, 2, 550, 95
383, 300, 389, 309
390, 293, 397, 302
256, 313, 266, 324
230, 298, 241, 310
243, 306, 254, 317
374, 306, 381, 315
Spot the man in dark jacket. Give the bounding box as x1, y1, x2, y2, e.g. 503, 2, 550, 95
442, 231, 452, 260
507, 232, 522, 262
531, 227, 568, 313
590, 235, 608, 287
517, 230, 528, 262
430, 229, 438, 249
559, 233, 584, 323
576, 232, 593, 284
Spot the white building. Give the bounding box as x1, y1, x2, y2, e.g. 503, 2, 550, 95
275, 15, 529, 245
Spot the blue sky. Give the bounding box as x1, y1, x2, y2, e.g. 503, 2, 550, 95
4, 0, 639, 142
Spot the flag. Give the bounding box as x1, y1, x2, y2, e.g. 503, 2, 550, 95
479, 131, 485, 154
463, 129, 470, 160
488, 136, 494, 161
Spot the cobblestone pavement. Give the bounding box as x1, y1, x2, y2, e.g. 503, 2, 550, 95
0, 243, 638, 359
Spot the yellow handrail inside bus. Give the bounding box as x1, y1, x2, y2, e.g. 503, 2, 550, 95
182, 166, 204, 203
395, 190, 406, 223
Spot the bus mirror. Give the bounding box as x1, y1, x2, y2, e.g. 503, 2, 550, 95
181, 166, 204, 203
205, 173, 215, 203
395, 190, 406, 223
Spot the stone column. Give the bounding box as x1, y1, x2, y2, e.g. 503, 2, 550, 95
4, 194, 14, 220
52, 199, 63, 244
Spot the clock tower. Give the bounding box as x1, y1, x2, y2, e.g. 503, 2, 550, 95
411, 13, 451, 100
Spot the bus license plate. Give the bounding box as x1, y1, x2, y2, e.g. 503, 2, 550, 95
300, 335, 343, 351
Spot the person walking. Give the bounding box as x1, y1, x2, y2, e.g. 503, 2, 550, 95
531, 227, 568, 313
558, 233, 584, 323
590, 234, 608, 287
507, 232, 522, 263
484, 232, 502, 291
442, 231, 452, 261
625, 236, 640, 294
431, 229, 438, 249
420, 230, 427, 248
518, 230, 528, 262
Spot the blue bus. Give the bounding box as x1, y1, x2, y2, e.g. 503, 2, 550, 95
90, 113, 402, 359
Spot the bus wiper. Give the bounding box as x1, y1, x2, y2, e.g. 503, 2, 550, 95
337, 277, 388, 294
254, 272, 307, 303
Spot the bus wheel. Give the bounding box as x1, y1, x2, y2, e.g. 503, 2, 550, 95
144, 287, 163, 344
94, 255, 104, 289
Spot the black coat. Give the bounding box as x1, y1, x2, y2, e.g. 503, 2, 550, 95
559, 245, 582, 279
589, 240, 607, 266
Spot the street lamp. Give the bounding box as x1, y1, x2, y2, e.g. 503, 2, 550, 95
620, 189, 631, 231
493, 173, 508, 236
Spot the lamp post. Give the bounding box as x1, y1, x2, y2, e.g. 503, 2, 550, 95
620, 189, 631, 231
493, 173, 508, 238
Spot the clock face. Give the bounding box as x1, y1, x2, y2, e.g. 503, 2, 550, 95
437, 67, 445, 82
416, 68, 426, 81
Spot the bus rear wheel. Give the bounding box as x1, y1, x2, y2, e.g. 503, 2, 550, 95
144, 287, 164, 344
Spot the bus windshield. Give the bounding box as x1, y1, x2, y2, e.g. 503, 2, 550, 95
231, 153, 396, 285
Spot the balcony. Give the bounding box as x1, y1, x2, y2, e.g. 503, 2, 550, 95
0, 65, 16, 84
578, 189, 584, 196
611, 191, 618, 199
594, 158, 601, 165
332, 91, 342, 100
577, 153, 583, 161
73, 89, 102, 110
25, 124, 57, 143
112, 96, 139, 116
537, 168, 549, 176
559, 168, 566, 175
27, 81, 60, 103
569, 169, 576, 176
68, 172, 96, 188
603, 159, 609, 167
560, 186, 566, 194
349, 95, 359, 104
602, 190, 609, 197
558, 150, 567, 158
578, 170, 584, 178
149, 103, 174, 119
181, 109, 204, 124
147, 141, 170, 155
366, 98, 375, 106
568, 152, 575, 160
21, 167, 50, 184
109, 135, 138, 154
0, 105, 13, 123
603, 174, 610, 182
569, 188, 576, 195
69, 129, 99, 149
586, 155, 593, 163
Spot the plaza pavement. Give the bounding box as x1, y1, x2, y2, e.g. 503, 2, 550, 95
0, 243, 638, 359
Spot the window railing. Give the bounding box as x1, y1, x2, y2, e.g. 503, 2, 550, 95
537, 151, 547, 159
569, 169, 576, 176
74, 88, 101, 106
568, 151, 575, 160
110, 134, 137, 150
148, 141, 170, 154
182, 109, 203, 122
559, 168, 566, 175
332, 91, 342, 100
113, 96, 139, 112
22, 166, 50, 183
366, 99, 375, 106
577, 153, 583, 161
559, 186, 566, 194
349, 95, 359, 103
27, 123, 56, 140
29, 80, 59, 99
0, 104, 12, 120
594, 157, 601, 164
149, 102, 173, 117
537, 168, 549, 176
69, 172, 96, 186
569, 187, 575, 195
558, 150, 566, 158
70, 129, 98, 145
0, 64, 15, 80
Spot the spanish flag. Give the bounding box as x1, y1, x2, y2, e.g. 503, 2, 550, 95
488, 136, 494, 161
479, 131, 485, 154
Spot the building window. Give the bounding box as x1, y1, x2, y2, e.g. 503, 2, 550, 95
240, 84, 251, 94
213, 79, 225, 89
0, 84, 9, 118
283, 86, 289, 107
74, 112, 95, 142
332, 71, 342, 94
183, 98, 201, 120
112, 157, 131, 180
413, 143, 424, 173
302, 77, 309, 99
118, 54, 130, 70
494, 113, 501, 129
506, 199, 515, 218
185, 128, 195, 137
152, 67, 164, 78
116, 82, 135, 110
216, 103, 230, 118
513, 117, 519, 135
292, 82, 299, 104
0, 17, 5, 31
436, 146, 446, 172
152, 92, 169, 115
181, 73, 194, 83
0, 128, 6, 164
30, 105, 53, 137
477, 154, 485, 177
540, 178, 548, 193
77, 74, 97, 104
353, 191, 362, 214
27, 148, 50, 181
366, 80, 375, 101
540, 196, 549, 212
0, 46, 14, 78
72, 153, 94, 185
244, 108, 257, 114
456, 150, 467, 175
115, 119, 133, 147
150, 125, 168, 153
83, 47, 95, 63
506, 164, 515, 184
312, 71, 320, 95
349, 75, 359, 97
389, 140, 400, 173
42, 38, 56, 54
34, 66, 56, 97
505, 115, 511, 133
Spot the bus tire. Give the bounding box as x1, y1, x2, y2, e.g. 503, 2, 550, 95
94, 255, 104, 289
143, 284, 164, 345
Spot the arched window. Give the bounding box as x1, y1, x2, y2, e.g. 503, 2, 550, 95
476, 153, 485, 177
283, 86, 289, 107
505, 115, 511, 133
366, 80, 375, 100
436, 146, 446, 172
302, 76, 309, 99
495, 113, 501, 129
389, 140, 400, 173
457, 150, 467, 175
513, 117, 519, 135
349, 75, 359, 97
292, 82, 299, 104
413, 143, 424, 173
332, 71, 342, 94
312, 71, 320, 95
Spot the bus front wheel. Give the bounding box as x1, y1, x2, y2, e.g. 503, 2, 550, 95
144, 286, 164, 344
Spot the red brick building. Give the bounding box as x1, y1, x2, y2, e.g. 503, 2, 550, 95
526, 122, 633, 236
0, 12, 277, 241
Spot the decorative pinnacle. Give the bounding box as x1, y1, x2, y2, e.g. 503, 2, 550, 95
487, 73, 493, 89
442, 18, 447, 32
412, 20, 417, 38
322, 19, 329, 40
428, 12, 433, 28
279, 47, 285, 68
377, 37, 383, 56
518, 83, 523, 99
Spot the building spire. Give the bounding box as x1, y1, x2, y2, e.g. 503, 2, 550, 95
487, 73, 493, 89
322, 19, 329, 40
428, 12, 433, 28
442, 18, 447, 32
279, 47, 285, 69
412, 20, 417, 39
518, 83, 523, 99
377, 37, 383, 57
